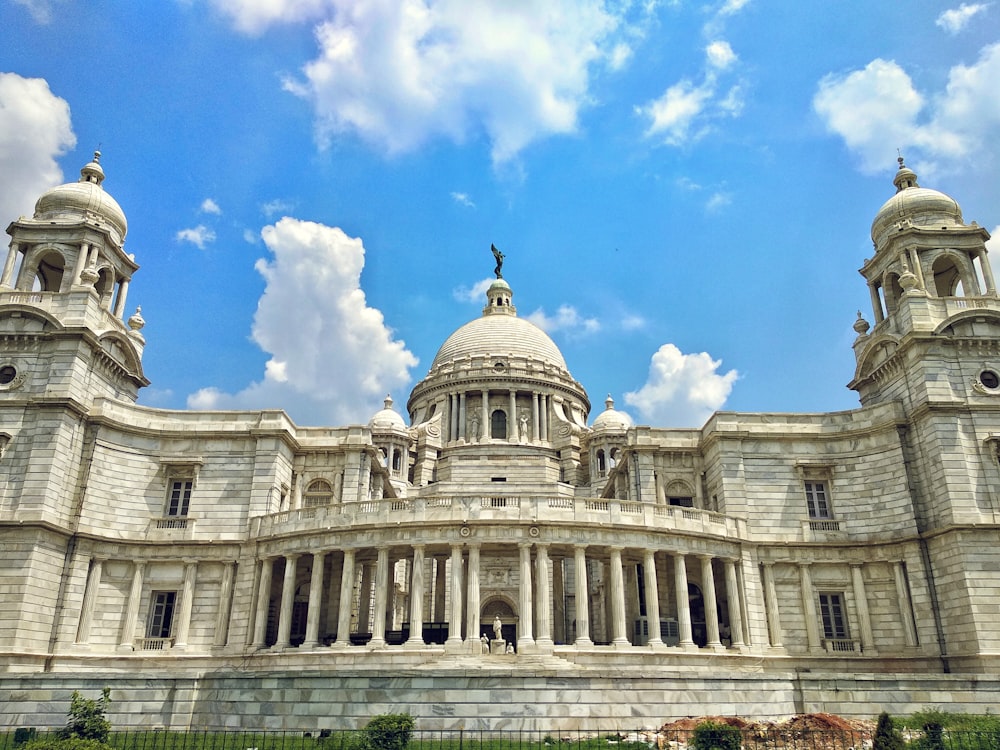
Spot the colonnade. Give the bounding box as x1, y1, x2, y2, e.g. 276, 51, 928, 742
445, 390, 551, 443
250, 543, 749, 653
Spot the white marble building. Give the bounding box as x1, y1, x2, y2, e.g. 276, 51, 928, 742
1, 155, 1000, 730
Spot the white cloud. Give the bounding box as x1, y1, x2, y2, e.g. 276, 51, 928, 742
175, 225, 217, 248
718, 0, 750, 16
453, 277, 494, 303
705, 191, 732, 212
987, 226, 1000, 257
620, 313, 646, 331
637, 78, 713, 145
624, 343, 738, 427
261, 198, 295, 217
526, 305, 600, 335
254, 0, 637, 163
814, 43, 1000, 174
0, 72, 75, 224
936, 3, 990, 34
187, 218, 418, 425
705, 40, 737, 70
450, 191, 475, 208
200, 198, 222, 215
12, 0, 65, 24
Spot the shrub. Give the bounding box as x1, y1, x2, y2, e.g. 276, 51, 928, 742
13, 729, 37, 747
873, 713, 904, 750
24, 739, 113, 750
359, 713, 415, 750
58, 688, 112, 743
691, 721, 742, 750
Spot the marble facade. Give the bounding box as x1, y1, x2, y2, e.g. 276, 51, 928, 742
1, 155, 1000, 729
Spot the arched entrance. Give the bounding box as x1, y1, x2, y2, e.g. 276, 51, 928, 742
481, 597, 517, 648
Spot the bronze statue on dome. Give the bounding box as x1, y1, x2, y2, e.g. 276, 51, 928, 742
491, 243, 504, 279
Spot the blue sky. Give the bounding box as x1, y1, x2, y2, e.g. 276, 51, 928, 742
2, 0, 999, 427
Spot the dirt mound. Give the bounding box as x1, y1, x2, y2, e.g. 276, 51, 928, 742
659, 713, 874, 736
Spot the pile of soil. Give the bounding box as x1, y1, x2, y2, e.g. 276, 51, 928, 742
657, 713, 875, 748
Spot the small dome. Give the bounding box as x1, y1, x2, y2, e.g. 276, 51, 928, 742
33, 152, 128, 244
592, 394, 633, 430
871, 158, 963, 248
369, 395, 407, 430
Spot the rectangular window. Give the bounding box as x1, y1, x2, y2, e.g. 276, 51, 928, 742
818, 592, 849, 639
668, 496, 694, 508
147, 591, 177, 638
804, 481, 831, 519
166, 479, 192, 517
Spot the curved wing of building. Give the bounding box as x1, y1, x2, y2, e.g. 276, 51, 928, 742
1, 156, 999, 730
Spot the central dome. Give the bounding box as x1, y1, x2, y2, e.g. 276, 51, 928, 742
871, 159, 963, 248
33, 152, 128, 245
432, 314, 567, 371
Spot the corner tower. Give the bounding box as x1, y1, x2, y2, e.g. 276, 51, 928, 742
850, 158, 997, 407
0, 152, 148, 406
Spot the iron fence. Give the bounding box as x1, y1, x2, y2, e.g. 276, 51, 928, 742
0, 728, 998, 750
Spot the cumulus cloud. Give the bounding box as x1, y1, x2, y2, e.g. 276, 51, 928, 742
0, 72, 75, 224
200, 198, 222, 214
706, 40, 737, 70
225, 0, 639, 163
814, 43, 1000, 174
175, 225, 217, 248
453, 277, 494, 303
936, 3, 990, 34
526, 305, 600, 335
187, 218, 418, 424
637, 79, 714, 145
624, 343, 738, 427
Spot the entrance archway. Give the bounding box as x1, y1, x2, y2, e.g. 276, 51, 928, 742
481, 597, 517, 648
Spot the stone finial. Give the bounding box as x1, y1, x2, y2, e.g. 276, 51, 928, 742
853, 311, 870, 336
128, 306, 145, 332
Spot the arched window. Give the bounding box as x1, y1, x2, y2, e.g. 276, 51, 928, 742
392, 448, 402, 472
932, 254, 966, 297
491, 409, 507, 439
304, 479, 334, 508
596, 449, 607, 476
34, 250, 66, 292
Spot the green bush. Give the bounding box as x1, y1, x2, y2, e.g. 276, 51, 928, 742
58, 688, 112, 743
691, 721, 742, 750
13, 729, 37, 746
873, 713, 904, 750
359, 714, 415, 750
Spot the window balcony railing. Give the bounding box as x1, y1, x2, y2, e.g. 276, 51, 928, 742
134, 636, 174, 651
822, 638, 861, 653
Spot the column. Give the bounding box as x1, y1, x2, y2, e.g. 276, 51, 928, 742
979, 249, 997, 294
112, 279, 130, 317
407, 546, 426, 646
357, 561, 374, 633
893, 561, 918, 647
799, 563, 821, 652
76, 558, 104, 645
508, 390, 516, 442
447, 544, 464, 645
459, 392, 467, 440
851, 563, 876, 653
333, 549, 356, 647
119, 561, 146, 650
465, 544, 481, 647
573, 545, 592, 646
723, 559, 745, 648
761, 562, 783, 647
700, 556, 722, 649
532, 393, 540, 442
276, 555, 298, 649
609, 547, 629, 647
535, 544, 553, 647
481, 389, 489, 441
1, 243, 20, 287
434, 555, 447, 621
540, 395, 548, 441
305, 552, 327, 647
174, 560, 198, 648
252, 557, 274, 648
214, 561, 236, 647
518, 543, 534, 649
672, 552, 694, 648
450, 394, 458, 442
370, 547, 389, 647
552, 556, 565, 644
868, 282, 884, 323
643, 550, 663, 647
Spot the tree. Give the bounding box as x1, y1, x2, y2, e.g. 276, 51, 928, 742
873, 712, 905, 750
58, 688, 111, 743
359, 713, 415, 750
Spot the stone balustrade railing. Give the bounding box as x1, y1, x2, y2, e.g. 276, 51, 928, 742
250, 496, 747, 540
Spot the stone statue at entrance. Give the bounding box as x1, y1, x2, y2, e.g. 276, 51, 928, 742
493, 614, 503, 641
